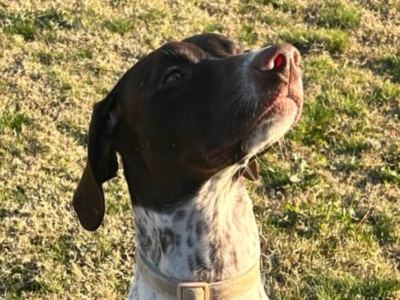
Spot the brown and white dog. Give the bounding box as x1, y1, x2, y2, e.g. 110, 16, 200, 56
72, 34, 303, 300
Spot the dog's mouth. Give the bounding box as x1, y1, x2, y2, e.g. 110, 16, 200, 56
207, 91, 300, 166
244, 94, 300, 156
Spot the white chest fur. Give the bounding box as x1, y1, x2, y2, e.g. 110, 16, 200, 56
127, 166, 269, 300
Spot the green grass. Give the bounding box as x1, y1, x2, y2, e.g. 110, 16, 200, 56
279, 28, 349, 54
369, 213, 396, 245
203, 23, 223, 33
0, 112, 28, 133
306, 1, 362, 29
0, 9, 74, 41
306, 273, 400, 300
373, 56, 400, 83
1, 12, 38, 41
371, 81, 400, 106
103, 18, 134, 35
256, 0, 298, 13
1, 0, 400, 299
239, 24, 258, 45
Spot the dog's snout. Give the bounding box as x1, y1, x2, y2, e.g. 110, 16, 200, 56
255, 44, 301, 73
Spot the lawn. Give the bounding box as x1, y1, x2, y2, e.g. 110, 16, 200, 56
0, 0, 399, 299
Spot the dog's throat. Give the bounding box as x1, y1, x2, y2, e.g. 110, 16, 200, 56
132, 172, 261, 284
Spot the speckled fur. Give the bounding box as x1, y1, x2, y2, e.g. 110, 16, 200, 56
128, 166, 268, 300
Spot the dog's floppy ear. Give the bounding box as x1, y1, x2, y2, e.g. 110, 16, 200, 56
242, 160, 258, 181
72, 93, 119, 231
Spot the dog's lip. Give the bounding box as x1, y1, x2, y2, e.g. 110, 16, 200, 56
206, 96, 281, 164
206, 92, 296, 165
207, 140, 240, 165
249, 96, 298, 154
238, 95, 298, 159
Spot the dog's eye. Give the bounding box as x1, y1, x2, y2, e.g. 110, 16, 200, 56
164, 71, 183, 84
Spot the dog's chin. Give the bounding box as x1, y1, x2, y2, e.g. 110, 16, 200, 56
203, 94, 300, 170
241, 97, 298, 159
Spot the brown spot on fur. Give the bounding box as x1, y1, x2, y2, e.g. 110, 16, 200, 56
195, 249, 207, 269
137, 222, 152, 250
210, 242, 224, 279
188, 255, 195, 272
173, 209, 186, 222
187, 210, 196, 231
209, 242, 217, 261
175, 234, 181, 247
150, 247, 161, 266
226, 231, 231, 242
213, 209, 219, 220
195, 221, 209, 238
160, 228, 175, 254
196, 221, 204, 237
187, 234, 193, 248
231, 250, 238, 269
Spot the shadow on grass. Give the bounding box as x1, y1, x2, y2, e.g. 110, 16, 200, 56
0, 208, 30, 219
365, 56, 400, 83
358, 142, 400, 187
0, 261, 50, 297
0, 112, 29, 134
56, 121, 88, 147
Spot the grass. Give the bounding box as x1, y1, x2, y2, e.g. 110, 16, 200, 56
0, 0, 399, 299
305, 1, 362, 29
103, 18, 134, 35
0, 112, 28, 133
278, 28, 349, 54
372, 56, 400, 83
0, 9, 74, 41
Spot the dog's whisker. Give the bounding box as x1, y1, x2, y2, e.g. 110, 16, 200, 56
277, 140, 284, 158
268, 143, 279, 154
278, 137, 288, 159
256, 157, 268, 169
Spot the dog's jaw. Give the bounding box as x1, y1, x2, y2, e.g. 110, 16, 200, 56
242, 98, 298, 158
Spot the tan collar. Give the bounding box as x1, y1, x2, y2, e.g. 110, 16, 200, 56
136, 251, 260, 300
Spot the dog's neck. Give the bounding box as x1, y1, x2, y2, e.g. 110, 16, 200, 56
128, 166, 267, 300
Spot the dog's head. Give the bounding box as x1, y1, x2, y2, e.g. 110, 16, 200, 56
73, 34, 303, 231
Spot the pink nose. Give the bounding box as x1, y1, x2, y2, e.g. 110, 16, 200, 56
255, 44, 301, 72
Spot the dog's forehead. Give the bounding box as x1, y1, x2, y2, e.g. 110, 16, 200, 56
158, 34, 242, 59
133, 34, 241, 74
182, 33, 242, 57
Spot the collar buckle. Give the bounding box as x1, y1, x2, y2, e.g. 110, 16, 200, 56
177, 282, 210, 300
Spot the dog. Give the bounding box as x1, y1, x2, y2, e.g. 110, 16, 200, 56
72, 33, 303, 300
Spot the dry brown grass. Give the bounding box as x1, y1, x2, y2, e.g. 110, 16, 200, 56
1, 0, 400, 299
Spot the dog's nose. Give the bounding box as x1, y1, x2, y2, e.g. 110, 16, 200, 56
255, 44, 301, 73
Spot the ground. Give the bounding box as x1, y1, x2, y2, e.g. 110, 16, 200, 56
0, 0, 400, 299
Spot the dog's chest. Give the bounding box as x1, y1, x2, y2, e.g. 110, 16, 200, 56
128, 177, 265, 300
